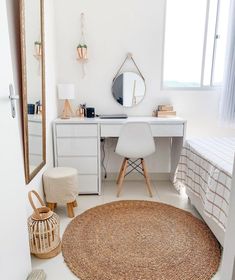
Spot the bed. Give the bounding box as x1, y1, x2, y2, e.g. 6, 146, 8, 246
174, 137, 235, 246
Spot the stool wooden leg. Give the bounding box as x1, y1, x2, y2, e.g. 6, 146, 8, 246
73, 200, 78, 207
67, 202, 75, 218
116, 158, 126, 184
117, 158, 128, 197
47, 202, 56, 211
141, 159, 153, 197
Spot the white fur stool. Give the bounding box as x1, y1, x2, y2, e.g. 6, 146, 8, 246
43, 167, 79, 218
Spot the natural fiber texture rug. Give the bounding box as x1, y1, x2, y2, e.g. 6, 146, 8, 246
62, 200, 221, 280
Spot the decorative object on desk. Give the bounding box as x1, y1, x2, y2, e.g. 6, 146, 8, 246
34, 41, 42, 75
27, 190, 61, 259
86, 107, 95, 118
35, 100, 41, 114
62, 200, 221, 280
76, 103, 86, 117
158, 104, 173, 111
112, 53, 146, 108
43, 167, 79, 218
33, 41, 42, 60
155, 104, 176, 117
76, 13, 88, 77
58, 83, 75, 119
28, 104, 35, 115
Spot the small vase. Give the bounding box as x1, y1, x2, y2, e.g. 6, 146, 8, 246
81, 47, 87, 60
77, 47, 83, 59
34, 44, 42, 58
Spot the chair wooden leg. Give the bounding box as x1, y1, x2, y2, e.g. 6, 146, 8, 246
117, 158, 129, 197
141, 159, 153, 197
116, 158, 127, 184
67, 202, 75, 218
73, 200, 78, 207
47, 202, 56, 211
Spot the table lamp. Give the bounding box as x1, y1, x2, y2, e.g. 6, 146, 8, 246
58, 84, 75, 119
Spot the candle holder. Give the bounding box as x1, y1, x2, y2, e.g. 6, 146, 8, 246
34, 41, 42, 60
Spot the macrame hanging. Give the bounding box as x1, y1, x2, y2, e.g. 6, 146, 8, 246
77, 13, 88, 77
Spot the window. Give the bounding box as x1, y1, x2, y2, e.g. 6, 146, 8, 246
163, 0, 230, 89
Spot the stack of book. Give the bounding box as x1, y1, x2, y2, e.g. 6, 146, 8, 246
155, 105, 176, 117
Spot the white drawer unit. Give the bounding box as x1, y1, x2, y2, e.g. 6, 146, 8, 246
56, 124, 98, 137
54, 122, 100, 194
29, 135, 43, 155
57, 157, 98, 174
28, 118, 43, 168
28, 121, 42, 136
57, 138, 98, 156
78, 175, 98, 194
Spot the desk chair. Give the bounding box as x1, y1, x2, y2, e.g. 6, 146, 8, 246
115, 122, 155, 197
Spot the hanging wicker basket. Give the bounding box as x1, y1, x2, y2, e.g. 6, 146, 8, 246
27, 190, 61, 259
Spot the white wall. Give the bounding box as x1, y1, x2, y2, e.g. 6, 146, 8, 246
54, 0, 235, 174
54, 0, 235, 136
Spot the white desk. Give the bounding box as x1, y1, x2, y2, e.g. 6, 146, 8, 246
53, 117, 186, 194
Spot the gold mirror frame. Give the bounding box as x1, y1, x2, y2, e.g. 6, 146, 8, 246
20, 0, 46, 184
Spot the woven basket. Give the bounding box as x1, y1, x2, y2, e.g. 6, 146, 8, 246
28, 190, 61, 259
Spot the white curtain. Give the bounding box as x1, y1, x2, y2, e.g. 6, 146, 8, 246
219, 0, 235, 125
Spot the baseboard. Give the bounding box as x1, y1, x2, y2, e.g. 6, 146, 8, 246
102, 172, 170, 181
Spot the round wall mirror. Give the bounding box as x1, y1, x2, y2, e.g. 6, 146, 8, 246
112, 72, 146, 108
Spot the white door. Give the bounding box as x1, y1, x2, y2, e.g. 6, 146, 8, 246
0, 1, 31, 279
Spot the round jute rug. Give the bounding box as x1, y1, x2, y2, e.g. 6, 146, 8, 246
62, 200, 221, 280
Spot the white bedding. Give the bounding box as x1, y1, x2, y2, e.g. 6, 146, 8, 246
174, 137, 235, 231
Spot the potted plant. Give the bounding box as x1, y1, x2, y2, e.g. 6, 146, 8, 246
77, 44, 88, 60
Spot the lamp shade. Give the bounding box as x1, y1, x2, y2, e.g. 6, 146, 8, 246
58, 84, 75, 100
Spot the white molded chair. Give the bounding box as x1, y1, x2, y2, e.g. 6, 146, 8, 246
115, 122, 155, 197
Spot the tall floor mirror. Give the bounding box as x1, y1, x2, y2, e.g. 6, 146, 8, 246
20, 0, 46, 183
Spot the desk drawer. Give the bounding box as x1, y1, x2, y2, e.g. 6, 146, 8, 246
57, 157, 98, 174
29, 136, 42, 155
100, 124, 122, 137
57, 138, 98, 156
28, 122, 42, 136
78, 175, 98, 194
101, 124, 184, 137
150, 124, 184, 137
56, 124, 98, 137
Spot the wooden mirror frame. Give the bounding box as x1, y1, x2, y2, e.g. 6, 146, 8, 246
20, 0, 46, 184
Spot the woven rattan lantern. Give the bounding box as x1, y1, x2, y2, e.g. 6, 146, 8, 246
28, 190, 61, 259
